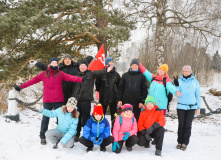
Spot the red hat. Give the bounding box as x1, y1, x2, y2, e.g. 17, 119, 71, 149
93, 104, 103, 116
122, 104, 133, 111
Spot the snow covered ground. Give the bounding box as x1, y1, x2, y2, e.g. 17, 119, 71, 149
1, 75, 221, 160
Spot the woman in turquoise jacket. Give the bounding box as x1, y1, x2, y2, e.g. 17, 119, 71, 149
35, 97, 79, 148
139, 63, 181, 115
174, 65, 201, 151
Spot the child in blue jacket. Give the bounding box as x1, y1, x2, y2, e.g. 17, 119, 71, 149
35, 97, 79, 148
79, 104, 114, 152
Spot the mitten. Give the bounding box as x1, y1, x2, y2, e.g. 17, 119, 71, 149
144, 134, 152, 141
152, 122, 161, 129
122, 132, 130, 141
140, 129, 146, 135
146, 126, 154, 134
96, 137, 103, 145
173, 76, 179, 86
13, 84, 21, 91
112, 142, 120, 152
91, 137, 97, 144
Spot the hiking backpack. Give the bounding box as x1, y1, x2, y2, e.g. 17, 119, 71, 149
151, 77, 173, 112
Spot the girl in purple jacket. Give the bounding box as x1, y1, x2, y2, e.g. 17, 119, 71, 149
112, 104, 139, 153
13, 57, 83, 145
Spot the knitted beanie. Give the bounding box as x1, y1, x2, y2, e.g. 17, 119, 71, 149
130, 58, 139, 67
49, 57, 58, 64
145, 96, 156, 106
122, 104, 133, 111
63, 54, 72, 60
66, 97, 78, 109
105, 57, 114, 65
182, 65, 192, 73
93, 104, 103, 116
158, 64, 168, 73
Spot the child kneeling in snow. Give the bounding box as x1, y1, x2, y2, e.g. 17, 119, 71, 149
112, 104, 139, 153
35, 97, 79, 148
137, 96, 165, 156
79, 104, 114, 152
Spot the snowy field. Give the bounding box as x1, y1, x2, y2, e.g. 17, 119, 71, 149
1, 75, 221, 160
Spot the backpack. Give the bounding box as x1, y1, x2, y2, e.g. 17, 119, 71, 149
151, 77, 173, 112
119, 115, 134, 126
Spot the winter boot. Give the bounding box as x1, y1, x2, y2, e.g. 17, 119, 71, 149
86, 147, 93, 152
100, 146, 106, 152
74, 135, 79, 142
155, 149, 161, 156
176, 144, 181, 149
180, 144, 187, 151
41, 139, 46, 145
53, 138, 61, 149
145, 143, 150, 148
127, 147, 132, 151
151, 139, 156, 145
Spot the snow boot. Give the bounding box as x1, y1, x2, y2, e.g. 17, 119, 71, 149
180, 144, 187, 151
155, 149, 161, 156
127, 147, 132, 151
100, 147, 106, 152
176, 144, 181, 149
145, 143, 150, 148
41, 139, 46, 145
74, 135, 79, 142
86, 147, 93, 152
151, 139, 156, 145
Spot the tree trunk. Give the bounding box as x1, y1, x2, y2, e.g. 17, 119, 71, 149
155, 0, 167, 68
95, 0, 108, 56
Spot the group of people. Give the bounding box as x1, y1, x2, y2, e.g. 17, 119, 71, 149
13, 53, 201, 156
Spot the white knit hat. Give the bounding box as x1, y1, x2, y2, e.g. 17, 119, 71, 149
182, 65, 192, 73
66, 97, 78, 109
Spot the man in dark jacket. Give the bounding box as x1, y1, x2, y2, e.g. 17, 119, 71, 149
72, 59, 113, 142
33, 54, 93, 103
118, 58, 148, 121
95, 57, 121, 126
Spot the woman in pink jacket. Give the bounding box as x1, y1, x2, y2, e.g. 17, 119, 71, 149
112, 104, 139, 153
13, 57, 83, 145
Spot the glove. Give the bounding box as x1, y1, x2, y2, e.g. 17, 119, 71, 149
13, 84, 21, 91
57, 142, 64, 148
152, 122, 161, 129
146, 126, 154, 134
35, 104, 44, 112
140, 129, 146, 136
144, 134, 152, 141
139, 62, 147, 73
91, 137, 97, 144
29, 60, 37, 68
173, 76, 179, 86
123, 132, 130, 141
112, 142, 120, 152
96, 137, 103, 146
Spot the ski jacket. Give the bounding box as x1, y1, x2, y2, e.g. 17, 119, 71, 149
177, 73, 201, 110
118, 69, 148, 106
96, 67, 121, 105
112, 112, 138, 142
83, 116, 110, 140
142, 69, 177, 110
138, 105, 165, 132
35, 56, 93, 103
41, 107, 79, 144
20, 68, 82, 103
72, 69, 107, 101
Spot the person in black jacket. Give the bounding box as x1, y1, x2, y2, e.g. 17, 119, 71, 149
31, 54, 93, 103
73, 59, 113, 142
118, 58, 148, 121
95, 57, 121, 127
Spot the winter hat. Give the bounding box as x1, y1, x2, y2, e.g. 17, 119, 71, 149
122, 104, 133, 111
130, 58, 139, 67
105, 57, 114, 65
63, 54, 72, 60
49, 57, 58, 64
66, 97, 78, 109
182, 65, 192, 73
93, 104, 103, 116
158, 64, 168, 73
79, 59, 89, 67
145, 96, 155, 106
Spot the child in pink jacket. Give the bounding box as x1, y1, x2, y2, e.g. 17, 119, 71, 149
112, 104, 139, 153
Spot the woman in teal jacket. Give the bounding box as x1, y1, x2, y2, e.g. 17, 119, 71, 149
174, 65, 201, 151
139, 63, 181, 115
35, 97, 79, 148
